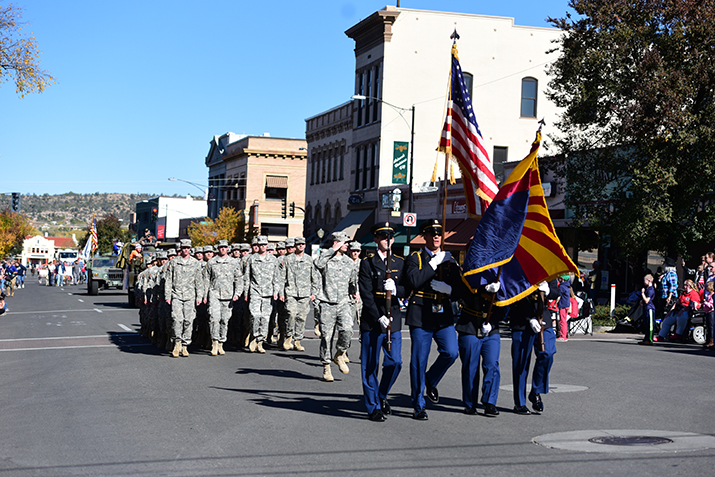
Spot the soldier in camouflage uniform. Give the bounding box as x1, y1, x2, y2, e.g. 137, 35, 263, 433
136, 257, 155, 338
314, 231, 359, 382
150, 252, 167, 346
347, 241, 363, 362
159, 248, 177, 351
226, 243, 243, 345
277, 236, 317, 352
193, 246, 210, 350
238, 243, 253, 348
243, 235, 279, 353
164, 239, 204, 358
205, 240, 243, 356
270, 241, 288, 347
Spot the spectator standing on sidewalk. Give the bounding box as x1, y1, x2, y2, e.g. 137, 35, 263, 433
557, 275, 572, 342
638, 274, 656, 345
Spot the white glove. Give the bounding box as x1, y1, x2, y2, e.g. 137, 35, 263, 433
529, 318, 542, 333
481, 322, 492, 335
378, 315, 390, 332
428, 251, 452, 270
538, 281, 550, 294
485, 282, 500, 293
430, 280, 452, 295
384, 278, 396, 294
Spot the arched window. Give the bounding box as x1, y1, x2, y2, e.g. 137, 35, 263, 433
314, 202, 322, 223
334, 203, 342, 224
305, 203, 312, 224
462, 71, 474, 100
324, 200, 332, 223
521, 77, 538, 118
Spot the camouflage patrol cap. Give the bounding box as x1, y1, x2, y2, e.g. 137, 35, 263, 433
348, 241, 362, 251
203, 245, 215, 253
217, 240, 229, 248
330, 231, 350, 243
174, 243, 181, 251
266, 243, 276, 251
239, 243, 250, 251
231, 243, 241, 251
276, 241, 286, 250
190, 247, 197, 255
294, 236, 306, 245
167, 248, 177, 256
285, 238, 295, 247
180, 239, 192, 249
156, 251, 168, 259
256, 235, 269, 245
251, 236, 259, 245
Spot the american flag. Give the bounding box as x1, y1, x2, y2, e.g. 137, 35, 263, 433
90, 215, 98, 253
439, 44, 498, 216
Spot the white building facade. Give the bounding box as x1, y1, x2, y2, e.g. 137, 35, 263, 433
305, 6, 562, 242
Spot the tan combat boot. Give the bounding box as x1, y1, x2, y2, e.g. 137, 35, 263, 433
181, 344, 189, 357
256, 340, 266, 354
248, 338, 257, 352
243, 332, 251, 348
293, 340, 305, 351
343, 352, 350, 363
333, 350, 350, 374
314, 323, 321, 338
323, 364, 334, 382
171, 340, 182, 358
210, 340, 218, 356
283, 336, 293, 351
217, 342, 225, 355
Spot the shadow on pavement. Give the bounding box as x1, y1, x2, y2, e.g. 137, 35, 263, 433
106, 331, 165, 356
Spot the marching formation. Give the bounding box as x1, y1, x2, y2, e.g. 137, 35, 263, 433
134, 222, 559, 423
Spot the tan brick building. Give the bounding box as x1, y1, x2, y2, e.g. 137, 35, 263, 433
205, 134, 307, 241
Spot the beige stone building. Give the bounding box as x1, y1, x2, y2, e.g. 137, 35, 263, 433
205, 134, 307, 241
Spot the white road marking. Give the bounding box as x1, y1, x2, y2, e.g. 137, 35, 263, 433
0, 334, 135, 342
118, 324, 132, 331
77, 299, 84, 302
94, 309, 102, 313
0, 344, 153, 352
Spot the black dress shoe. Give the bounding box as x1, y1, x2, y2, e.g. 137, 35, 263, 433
380, 399, 391, 416
368, 410, 386, 422
528, 390, 544, 412
464, 407, 477, 415
412, 409, 429, 420
425, 383, 439, 403
513, 405, 531, 415
484, 403, 500, 417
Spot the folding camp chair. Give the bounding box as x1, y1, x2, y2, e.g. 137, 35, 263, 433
568, 293, 594, 336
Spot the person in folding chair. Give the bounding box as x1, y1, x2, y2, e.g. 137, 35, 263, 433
510, 279, 559, 415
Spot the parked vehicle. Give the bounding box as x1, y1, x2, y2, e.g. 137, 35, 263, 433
86, 256, 124, 296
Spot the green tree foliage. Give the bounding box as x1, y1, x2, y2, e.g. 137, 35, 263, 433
79, 214, 130, 256
546, 0, 715, 258
187, 207, 251, 246
0, 209, 33, 257
0, 3, 55, 97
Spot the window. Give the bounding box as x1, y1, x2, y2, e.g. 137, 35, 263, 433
326, 149, 332, 183
365, 69, 372, 124
332, 148, 338, 182
369, 143, 377, 189
310, 153, 316, 185
265, 176, 288, 200
260, 223, 289, 237
492, 146, 508, 185
362, 146, 369, 190
355, 147, 361, 190
521, 77, 538, 117
356, 73, 364, 127
463, 72, 474, 100
339, 146, 345, 180
321, 150, 326, 183
372, 64, 380, 121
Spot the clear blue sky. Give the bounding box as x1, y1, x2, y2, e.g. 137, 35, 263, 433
0, 0, 571, 197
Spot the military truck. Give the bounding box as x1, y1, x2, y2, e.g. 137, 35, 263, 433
86, 256, 125, 295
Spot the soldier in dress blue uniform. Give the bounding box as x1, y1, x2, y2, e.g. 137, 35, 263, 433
456, 281, 503, 416
358, 222, 406, 422
510, 279, 559, 414
403, 219, 462, 420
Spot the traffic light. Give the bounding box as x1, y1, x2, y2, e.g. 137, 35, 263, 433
11, 192, 20, 212
281, 197, 287, 219
151, 208, 158, 221
289, 202, 295, 218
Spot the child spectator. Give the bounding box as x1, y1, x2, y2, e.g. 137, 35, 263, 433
638, 274, 656, 345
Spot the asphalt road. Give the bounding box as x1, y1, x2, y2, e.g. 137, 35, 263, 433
0, 277, 714, 476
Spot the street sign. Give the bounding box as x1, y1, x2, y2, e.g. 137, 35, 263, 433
403, 212, 417, 227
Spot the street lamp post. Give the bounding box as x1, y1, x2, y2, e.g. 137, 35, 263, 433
351, 95, 415, 253
168, 177, 209, 199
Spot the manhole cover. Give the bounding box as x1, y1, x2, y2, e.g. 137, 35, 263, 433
534, 430, 715, 454
588, 436, 674, 446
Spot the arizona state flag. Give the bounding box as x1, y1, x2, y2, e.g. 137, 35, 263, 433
462, 131, 579, 306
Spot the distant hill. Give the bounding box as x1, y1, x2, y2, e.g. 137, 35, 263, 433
2, 192, 157, 226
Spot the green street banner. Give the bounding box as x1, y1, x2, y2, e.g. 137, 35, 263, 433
392, 141, 408, 184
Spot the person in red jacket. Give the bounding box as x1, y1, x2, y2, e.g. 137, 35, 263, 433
654, 279, 701, 342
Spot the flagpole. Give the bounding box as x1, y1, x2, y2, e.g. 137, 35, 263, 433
441, 30, 459, 241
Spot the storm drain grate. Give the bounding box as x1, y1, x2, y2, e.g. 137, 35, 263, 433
588, 436, 674, 446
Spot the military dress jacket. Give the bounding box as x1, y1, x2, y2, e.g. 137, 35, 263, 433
403, 248, 462, 330
205, 255, 243, 300
455, 285, 502, 337
509, 279, 559, 331
359, 252, 406, 333
314, 247, 358, 305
